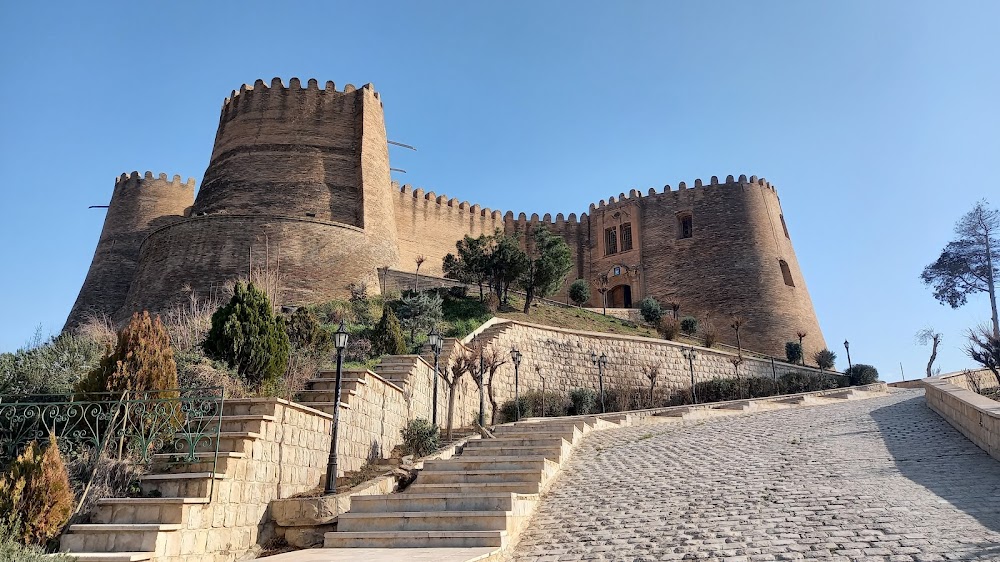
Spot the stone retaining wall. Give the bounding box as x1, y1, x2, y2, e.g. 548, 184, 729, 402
924, 372, 1000, 462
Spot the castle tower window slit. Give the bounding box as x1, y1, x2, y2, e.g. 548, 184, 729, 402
779, 260, 795, 287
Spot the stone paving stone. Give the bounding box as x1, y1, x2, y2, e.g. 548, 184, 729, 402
508, 390, 1000, 561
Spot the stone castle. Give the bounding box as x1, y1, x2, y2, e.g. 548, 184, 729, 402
66, 77, 826, 358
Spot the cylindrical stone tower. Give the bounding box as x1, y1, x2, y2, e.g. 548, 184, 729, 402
65, 172, 195, 329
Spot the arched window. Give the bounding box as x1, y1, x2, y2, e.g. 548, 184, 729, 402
677, 212, 693, 239
780, 214, 790, 239
779, 260, 795, 287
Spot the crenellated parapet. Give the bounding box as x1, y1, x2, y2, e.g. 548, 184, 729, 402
588, 174, 777, 213
217, 77, 380, 126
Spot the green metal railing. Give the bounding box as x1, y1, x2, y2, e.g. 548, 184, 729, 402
0, 387, 225, 496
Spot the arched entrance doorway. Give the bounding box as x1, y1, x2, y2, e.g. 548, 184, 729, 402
608, 284, 632, 308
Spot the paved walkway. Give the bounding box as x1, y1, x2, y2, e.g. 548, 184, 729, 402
508, 389, 1000, 561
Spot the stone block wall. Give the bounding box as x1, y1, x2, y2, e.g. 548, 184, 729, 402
924, 373, 1000, 462
335, 371, 408, 473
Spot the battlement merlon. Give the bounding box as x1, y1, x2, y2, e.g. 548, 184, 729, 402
218, 77, 380, 123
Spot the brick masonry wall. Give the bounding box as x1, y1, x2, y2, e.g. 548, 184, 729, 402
66, 172, 194, 328
924, 373, 1000, 462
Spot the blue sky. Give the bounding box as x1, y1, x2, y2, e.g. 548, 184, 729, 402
1, 1, 998, 381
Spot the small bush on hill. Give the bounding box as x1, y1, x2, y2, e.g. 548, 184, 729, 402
569, 279, 590, 307
0, 330, 106, 396
345, 338, 373, 363
400, 419, 440, 457
370, 307, 407, 356
657, 317, 680, 341
845, 364, 879, 386
203, 282, 290, 389
568, 387, 598, 415
285, 308, 332, 354
75, 311, 178, 396
701, 319, 718, 348
397, 291, 444, 343
0, 435, 74, 547
785, 342, 803, 364
680, 316, 698, 336
639, 297, 662, 324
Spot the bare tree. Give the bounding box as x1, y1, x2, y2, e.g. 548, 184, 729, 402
444, 346, 477, 439
730, 315, 746, 358
414, 255, 426, 292
480, 345, 508, 424
915, 328, 943, 378
965, 324, 1000, 379
643, 365, 659, 407
796, 331, 807, 366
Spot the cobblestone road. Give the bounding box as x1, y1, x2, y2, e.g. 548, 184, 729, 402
509, 389, 1000, 561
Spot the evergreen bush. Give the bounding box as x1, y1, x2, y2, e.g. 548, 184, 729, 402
498, 396, 531, 423
784, 342, 803, 364
397, 291, 444, 343
845, 364, 880, 386
371, 307, 407, 356
203, 282, 290, 389
75, 311, 178, 396
0, 435, 74, 547
568, 387, 598, 415
568, 279, 590, 307
680, 316, 698, 336
522, 390, 570, 417
284, 308, 332, 354
400, 419, 440, 457
639, 297, 663, 324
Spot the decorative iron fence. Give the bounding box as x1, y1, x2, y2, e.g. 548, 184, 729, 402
0, 388, 225, 495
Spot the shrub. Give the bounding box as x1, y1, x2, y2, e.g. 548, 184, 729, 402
785, 342, 803, 364
568, 387, 598, 415
400, 419, 440, 457
746, 376, 780, 398
203, 282, 290, 389
657, 317, 679, 341
0, 520, 75, 561
680, 316, 698, 336
694, 377, 743, 402
639, 297, 662, 324
370, 307, 407, 356
814, 349, 837, 371
484, 293, 500, 313
0, 332, 105, 396
0, 435, 74, 547
498, 396, 531, 423
522, 390, 569, 417
285, 308, 332, 354
345, 338, 373, 363
701, 320, 718, 348
777, 371, 839, 394
845, 364, 879, 386
75, 311, 178, 396
569, 279, 590, 307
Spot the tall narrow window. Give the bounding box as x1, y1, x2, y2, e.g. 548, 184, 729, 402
620, 223, 633, 251
604, 226, 618, 255
779, 260, 795, 287
678, 213, 693, 239
780, 214, 790, 239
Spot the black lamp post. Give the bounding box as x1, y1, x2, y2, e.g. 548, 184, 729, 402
428, 327, 443, 425
590, 351, 607, 413
843, 340, 852, 372
682, 347, 698, 405
324, 321, 350, 494
510, 348, 522, 421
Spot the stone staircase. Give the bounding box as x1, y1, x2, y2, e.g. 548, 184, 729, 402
323, 413, 630, 552
60, 399, 331, 562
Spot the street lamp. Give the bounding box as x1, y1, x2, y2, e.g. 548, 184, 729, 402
843, 340, 852, 372
428, 327, 443, 425
590, 351, 608, 413
324, 321, 350, 494
682, 347, 698, 405
510, 348, 523, 421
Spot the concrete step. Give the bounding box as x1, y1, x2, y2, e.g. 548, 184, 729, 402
415, 469, 545, 485
296, 389, 357, 402
349, 492, 527, 514
460, 445, 566, 462
422, 457, 553, 473
305, 377, 366, 391
502, 419, 593, 432
337, 510, 513, 533
407, 482, 541, 494
463, 436, 569, 449
186, 414, 273, 434
60, 524, 180, 553
324, 530, 507, 548
138, 472, 226, 498
91, 497, 208, 525
485, 429, 580, 442
297, 401, 350, 415
186, 431, 261, 454
151, 451, 244, 474
63, 552, 154, 561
